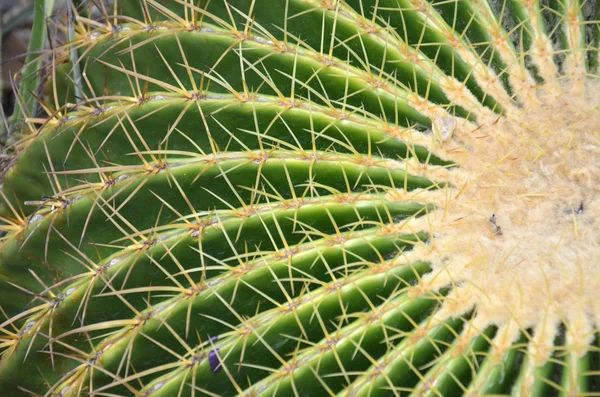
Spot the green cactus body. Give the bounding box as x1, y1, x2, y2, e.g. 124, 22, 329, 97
0, 0, 599, 396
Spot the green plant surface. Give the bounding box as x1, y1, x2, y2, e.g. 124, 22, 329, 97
0, 0, 599, 396
4, 0, 58, 142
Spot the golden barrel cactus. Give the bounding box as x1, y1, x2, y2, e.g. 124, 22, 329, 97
0, 0, 599, 396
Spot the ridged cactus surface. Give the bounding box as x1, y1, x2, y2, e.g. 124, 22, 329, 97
1, 0, 599, 396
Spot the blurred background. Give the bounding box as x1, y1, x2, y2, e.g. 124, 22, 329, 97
0, 0, 106, 179
1, 0, 35, 118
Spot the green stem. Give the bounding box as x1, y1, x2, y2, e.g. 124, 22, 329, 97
4, 0, 48, 145
67, 0, 83, 104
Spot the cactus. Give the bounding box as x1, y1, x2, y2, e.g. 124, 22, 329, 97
1, 0, 599, 395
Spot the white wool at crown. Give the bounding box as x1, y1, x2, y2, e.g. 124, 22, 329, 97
384, 78, 600, 360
